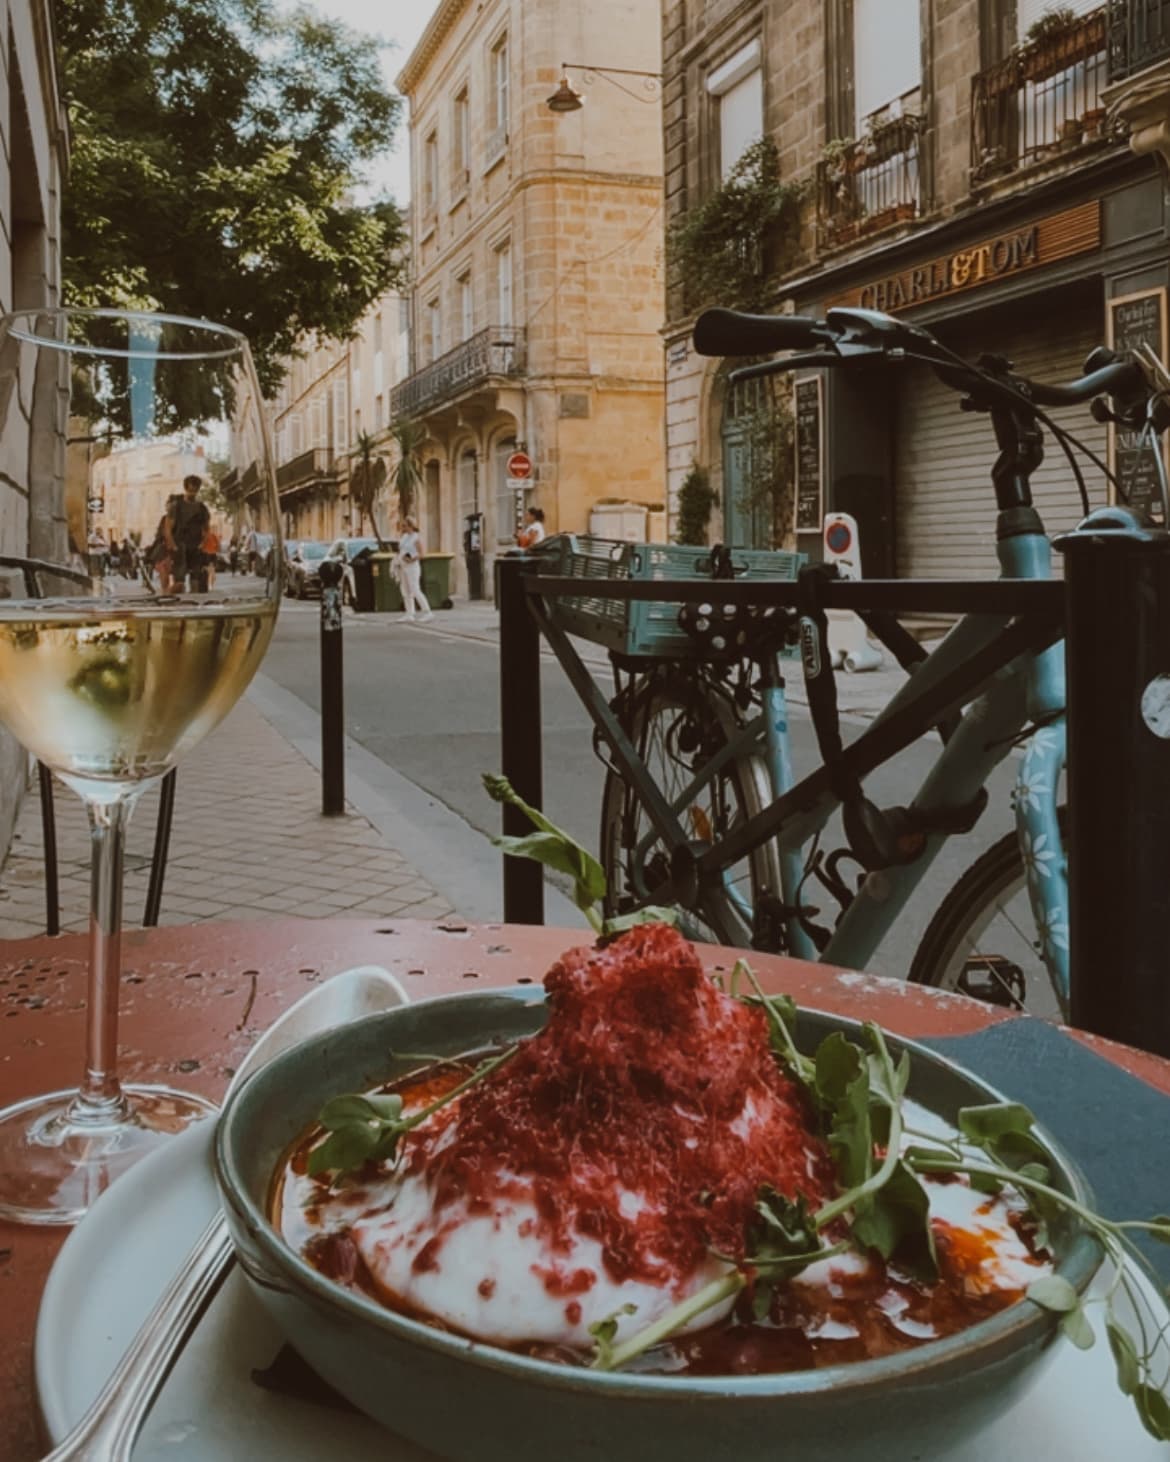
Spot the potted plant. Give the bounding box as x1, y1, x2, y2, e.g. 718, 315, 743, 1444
1060, 115, 1084, 147
1019, 6, 1106, 84
1082, 106, 1107, 140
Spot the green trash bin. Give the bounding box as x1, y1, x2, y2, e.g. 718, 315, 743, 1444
421, 552, 454, 609
370, 552, 403, 612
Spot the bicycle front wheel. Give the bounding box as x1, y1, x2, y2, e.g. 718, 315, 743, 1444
599, 672, 781, 946
908, 809, 1068, 1022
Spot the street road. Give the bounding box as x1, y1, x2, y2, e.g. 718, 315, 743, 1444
260, 601, 1023, 979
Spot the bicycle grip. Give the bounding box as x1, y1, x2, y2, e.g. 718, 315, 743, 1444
693, 308, 828, 357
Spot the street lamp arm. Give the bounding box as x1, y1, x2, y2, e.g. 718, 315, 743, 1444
547, 62, 661, 112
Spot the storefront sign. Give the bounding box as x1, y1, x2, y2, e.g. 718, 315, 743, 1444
794, 377, 823, 534
1107, 287, 1168, 525
827, 202, 1102, 314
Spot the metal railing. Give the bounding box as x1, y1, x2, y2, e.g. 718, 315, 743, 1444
1109, 0, 1170, 78
390, 325, 526, 420
277, 447, 337, 495
972, 7, 1110, 182
817, 116, 922, 250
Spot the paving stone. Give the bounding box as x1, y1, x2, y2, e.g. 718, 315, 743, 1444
0, 699, 453, 935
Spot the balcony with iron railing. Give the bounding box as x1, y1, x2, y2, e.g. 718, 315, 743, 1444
1109, 0, 1170, 77
389, 325, 526, 421
972, 7, 1113, 183
817, 114, 923, 251
276, 447, 337, 498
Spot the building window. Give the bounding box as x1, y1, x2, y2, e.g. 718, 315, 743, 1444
496, 242, 512, 327
289, 413, 303, 456
458, 272, 473, 340
491, 35, 509, 132
458, 448, 477, 521
332, 378, 347, 451
424, 130, 439, 213
706, 41, 763, 179
427, 297, 442, 362
454, 87, 470, 177
373, 313, 383, 354
353, 406, 362, 439
375, 394, 385, 429
853, 0, 920, 128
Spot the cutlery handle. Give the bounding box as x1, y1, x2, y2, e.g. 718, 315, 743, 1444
42, 1214, 235, 1462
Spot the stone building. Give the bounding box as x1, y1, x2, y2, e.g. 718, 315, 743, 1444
0, 0, 67, 857
663, 0, 1170, 577
394, 0, 665, 595
262, 294, 410, 545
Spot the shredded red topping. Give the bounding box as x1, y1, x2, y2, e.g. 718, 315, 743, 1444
401, 924, 835, 1291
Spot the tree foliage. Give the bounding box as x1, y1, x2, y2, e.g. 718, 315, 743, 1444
389, 418, 425, 522
57, 0, 408, 391
675, 464, 716, 545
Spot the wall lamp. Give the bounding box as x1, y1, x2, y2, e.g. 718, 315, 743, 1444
546, 63, 662, 113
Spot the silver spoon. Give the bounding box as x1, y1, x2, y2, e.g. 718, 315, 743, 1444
41, 965, 410, 1462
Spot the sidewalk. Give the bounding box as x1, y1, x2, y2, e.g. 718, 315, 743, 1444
0, 699, 454, 939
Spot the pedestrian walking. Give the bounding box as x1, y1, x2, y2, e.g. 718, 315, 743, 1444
166, 474, 211, 592
396, 517, 433, 622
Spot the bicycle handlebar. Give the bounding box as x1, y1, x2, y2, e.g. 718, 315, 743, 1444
693, 305, 1153, 421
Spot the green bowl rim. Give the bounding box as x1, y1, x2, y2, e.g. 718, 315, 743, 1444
214, 985, 1102, 1401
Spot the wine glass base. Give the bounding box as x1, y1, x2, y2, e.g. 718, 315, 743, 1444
0, 1085, 216, 1226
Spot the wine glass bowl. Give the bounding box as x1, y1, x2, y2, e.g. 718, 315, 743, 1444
0, 308, 281, 1224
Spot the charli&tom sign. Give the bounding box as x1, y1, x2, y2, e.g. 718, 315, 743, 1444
826, 201, 1101, 314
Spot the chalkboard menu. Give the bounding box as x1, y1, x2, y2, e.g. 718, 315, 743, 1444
1107, 288, 1168, 525
794, 376, 823, 534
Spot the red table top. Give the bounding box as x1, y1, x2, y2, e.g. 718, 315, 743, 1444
2, 917, 1168, 1461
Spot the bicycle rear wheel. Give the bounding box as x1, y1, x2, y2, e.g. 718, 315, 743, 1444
908, 809, 1068, 1021
599, 672, 780, 946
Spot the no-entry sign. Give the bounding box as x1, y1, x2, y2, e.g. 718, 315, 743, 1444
506, 451, 533, 480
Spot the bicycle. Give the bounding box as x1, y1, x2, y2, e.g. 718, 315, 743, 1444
524, 304, 1170, 1021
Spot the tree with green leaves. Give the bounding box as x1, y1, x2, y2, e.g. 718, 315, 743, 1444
57, 0, 408, 392
389, 418, 425, 522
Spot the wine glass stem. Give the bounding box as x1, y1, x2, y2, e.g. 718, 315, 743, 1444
73, 796, 137, 1124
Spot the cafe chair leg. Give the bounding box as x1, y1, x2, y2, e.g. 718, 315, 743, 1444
143, 769, 178, 928
38, 762, 60, 937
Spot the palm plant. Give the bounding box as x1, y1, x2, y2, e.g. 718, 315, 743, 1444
389, 417, 425, 522
350, 431, 389, 546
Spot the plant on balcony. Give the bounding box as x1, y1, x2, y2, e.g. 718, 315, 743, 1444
668, 138, 802, 311
350, 432, 390, 547
389, 418, 425, 522
1017, 5, 1107, 84
675, 464, 716, 546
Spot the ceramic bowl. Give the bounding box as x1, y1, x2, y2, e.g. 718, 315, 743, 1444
214, 988, 1100, 1462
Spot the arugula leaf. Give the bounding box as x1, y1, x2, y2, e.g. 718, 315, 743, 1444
1135, 1384, 1170, 1442
814, 1032, 872, 1191
1027, 1274, 1080, 1313
484, 774, 607, 929
958, 1102, 1036, 1141
600, 906, 681, 936
851, 1160, 939, 1283
1107, 1321, 1142, 1396
588, 1304, 638, 1369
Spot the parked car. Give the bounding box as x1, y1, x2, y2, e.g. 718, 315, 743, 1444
324, 536, 394, 605
287, 540, 329, 599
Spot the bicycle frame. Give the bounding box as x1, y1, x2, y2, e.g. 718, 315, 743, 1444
527, 526, 1069, 998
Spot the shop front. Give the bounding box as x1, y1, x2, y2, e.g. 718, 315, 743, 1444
787, 158, 1168, 578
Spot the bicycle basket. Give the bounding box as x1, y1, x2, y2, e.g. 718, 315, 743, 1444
531, 535, 805, 659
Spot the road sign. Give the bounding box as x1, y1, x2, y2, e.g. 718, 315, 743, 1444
506, 451, 532, 480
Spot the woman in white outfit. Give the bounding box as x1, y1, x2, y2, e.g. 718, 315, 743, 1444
397, 518, 433, 621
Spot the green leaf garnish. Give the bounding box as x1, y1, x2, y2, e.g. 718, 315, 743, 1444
588, 1304, 638, 1369
483, 774, 607, 930
308, 1045, 518, 1179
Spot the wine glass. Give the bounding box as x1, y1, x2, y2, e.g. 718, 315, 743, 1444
0, 308, 281, 1224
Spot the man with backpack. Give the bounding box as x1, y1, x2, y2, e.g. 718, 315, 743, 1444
166, 474, 211, 592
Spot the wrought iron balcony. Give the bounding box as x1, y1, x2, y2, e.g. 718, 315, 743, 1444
390, 325, 526, 420
1109, 0, 1170, 78
817, 115, 923, 250
972, 7, 1111, 182
276, 447, 337, 498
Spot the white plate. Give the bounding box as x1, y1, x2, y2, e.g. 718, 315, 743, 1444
36, 1108, 1169, 1460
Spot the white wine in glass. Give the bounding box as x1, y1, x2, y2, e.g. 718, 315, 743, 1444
0, 308, 282, 1224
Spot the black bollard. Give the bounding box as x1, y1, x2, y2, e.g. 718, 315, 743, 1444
496, 553, 544, 923
319, 558, 346, 817
1057, 509, 1170, 1056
